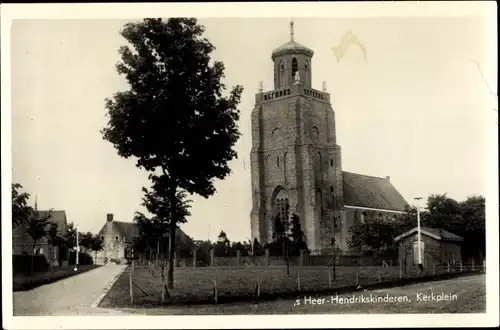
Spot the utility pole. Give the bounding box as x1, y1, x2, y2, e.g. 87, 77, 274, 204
75, 229, 79, 271
414, 197, 423, 272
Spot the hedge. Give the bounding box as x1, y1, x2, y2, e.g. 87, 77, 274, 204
68, 251, 93, 265
13, 254, 49, 275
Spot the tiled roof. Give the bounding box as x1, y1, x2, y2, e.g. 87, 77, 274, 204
393, 226, 464, 242
113, 221, 139, 242
109, 221, 193, 245
342, 171, 409, 212
421, 227, 464, 241
36, 210, 67, 236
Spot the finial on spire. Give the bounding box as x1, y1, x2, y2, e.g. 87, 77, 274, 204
290, 20, 294, 41
322, 81, 327, 91
35, 195, 38, 211
258, 81, 263, 92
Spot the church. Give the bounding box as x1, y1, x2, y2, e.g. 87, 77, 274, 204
250, 22, 409, 255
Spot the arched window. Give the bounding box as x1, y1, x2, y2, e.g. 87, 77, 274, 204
292, 57, 298, 81
277, 156, 280, 167
274, 189, 290, 227
279, 60, 285, 86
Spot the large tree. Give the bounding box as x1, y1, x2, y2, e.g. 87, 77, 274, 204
288, 213, 308, 256
214, 230, 231, 257
102, 18, 242, 288
25, 210, 52, 274
349, 214, 401, 256
12, 183, 33, 227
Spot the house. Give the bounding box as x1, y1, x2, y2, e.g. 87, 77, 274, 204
249, 21, 409, 254
94, 213, 193, 265
12, 210, 69, 266
393, 226, 463, 273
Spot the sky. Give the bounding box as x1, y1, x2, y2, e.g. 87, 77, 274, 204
10, 15, 496, 243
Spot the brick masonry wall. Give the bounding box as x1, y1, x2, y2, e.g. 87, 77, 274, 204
250, 74, 348, 253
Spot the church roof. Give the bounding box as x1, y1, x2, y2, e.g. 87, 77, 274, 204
272, 40, 314, 60
342, 171, 409, 212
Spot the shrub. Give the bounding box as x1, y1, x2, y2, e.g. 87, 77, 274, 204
110, 258, 121, 264
68, 251, 93, 265
13, 254, 49, 275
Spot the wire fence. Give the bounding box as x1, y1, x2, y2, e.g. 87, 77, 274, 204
124, 259, 486, 306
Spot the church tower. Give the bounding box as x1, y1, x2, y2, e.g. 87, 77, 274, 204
250, 21, 344, 253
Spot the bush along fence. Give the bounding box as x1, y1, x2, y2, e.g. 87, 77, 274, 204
123, 254, 486, 307
131, 248, 401, 269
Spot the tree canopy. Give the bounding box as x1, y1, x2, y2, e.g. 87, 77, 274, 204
349, 193, 485, 260
12, 183, 33, 227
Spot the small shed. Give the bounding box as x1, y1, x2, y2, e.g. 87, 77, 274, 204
393, 227, 463, 273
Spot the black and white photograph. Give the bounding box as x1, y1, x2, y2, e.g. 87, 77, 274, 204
1, 2, 498, 329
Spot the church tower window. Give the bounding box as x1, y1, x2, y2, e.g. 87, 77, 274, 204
330, 159, 333, 167
277, 156, 280, 167
291, 57, 298, 81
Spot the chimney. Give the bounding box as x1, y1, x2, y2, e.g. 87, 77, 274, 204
386, 176, 390, 181
107, 213, 113, 222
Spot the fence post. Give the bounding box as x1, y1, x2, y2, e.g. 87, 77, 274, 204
328, 270, 332, 288
213, 279, 218, 304
265, 248, 270, 267
460, 260, 463, 272
471, 259, 475, 271
299, 250, 304, 266
129, 263, 134, 305
255, 276, 260, 299
210, 249, 214, 268
447, 262, 450, 273
297, 271, 301, 291
237, 250, 241, 266
399, 261, 402, 279
432, 262, 436, 276
193, 248, 197, 268
161, 265, 165, 303
483, 260, 486, 272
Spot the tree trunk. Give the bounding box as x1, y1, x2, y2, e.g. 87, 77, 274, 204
31, 241, 36, 276
167, 187, 177, 289
167, 220, 177, 289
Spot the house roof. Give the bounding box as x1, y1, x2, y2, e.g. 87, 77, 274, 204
113, 221, 139, 242
393, 227, 464, 242
36, 210, 67, 236
99, 220, 193, 245
342, 171, 409, 212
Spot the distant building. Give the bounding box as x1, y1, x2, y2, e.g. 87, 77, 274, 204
394, 226, 463, 273
94, 213, 193, 265
95, 213, 138, 265
249, 21, 409, 254
12, 210, 69, 266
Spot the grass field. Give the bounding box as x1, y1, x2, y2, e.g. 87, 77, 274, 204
114, 274, 486, 315
13, 265, 101, 291
99, 262, 483, 308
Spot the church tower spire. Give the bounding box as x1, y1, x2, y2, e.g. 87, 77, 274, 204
271, 21, 314, 89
